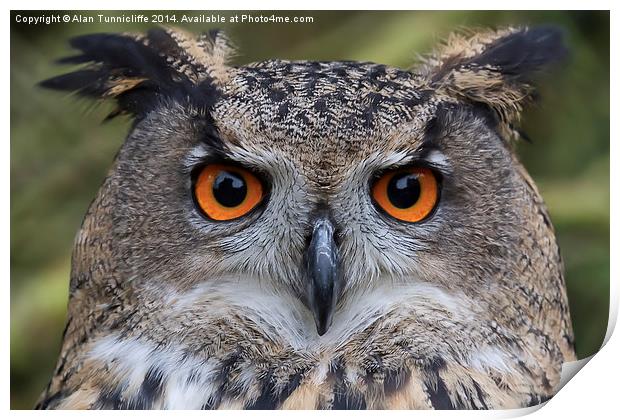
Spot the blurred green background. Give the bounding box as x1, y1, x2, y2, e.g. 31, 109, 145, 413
10, 10, 609, 409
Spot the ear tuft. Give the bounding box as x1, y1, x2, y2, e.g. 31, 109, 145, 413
39, 28, 235, 121
156, 27, 236, 85
419, 26, 568, 140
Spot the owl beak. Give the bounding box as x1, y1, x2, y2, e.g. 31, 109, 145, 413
304, 217, 341, 336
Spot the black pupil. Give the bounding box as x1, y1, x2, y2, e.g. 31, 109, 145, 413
387, 172, 421, 209
212, 170, 247, 207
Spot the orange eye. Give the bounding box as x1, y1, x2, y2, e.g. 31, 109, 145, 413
194, 164, 264, 221
371, 167, 439, 223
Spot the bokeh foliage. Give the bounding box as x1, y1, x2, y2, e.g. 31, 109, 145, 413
10, 10, 609, 409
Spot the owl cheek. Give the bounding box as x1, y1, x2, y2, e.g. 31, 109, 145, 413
303, 215, 342, 336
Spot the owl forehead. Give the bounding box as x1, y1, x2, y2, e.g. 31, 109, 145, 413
212, 60, 438, 151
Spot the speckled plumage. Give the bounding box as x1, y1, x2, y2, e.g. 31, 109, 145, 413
37, 26, 575, 410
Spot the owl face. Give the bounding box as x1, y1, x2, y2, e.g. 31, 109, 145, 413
108, 57, 528, 337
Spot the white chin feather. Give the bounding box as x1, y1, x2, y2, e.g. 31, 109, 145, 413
161, 275, 477, 351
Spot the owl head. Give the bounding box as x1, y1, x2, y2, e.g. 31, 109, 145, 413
42, 26, 569, 341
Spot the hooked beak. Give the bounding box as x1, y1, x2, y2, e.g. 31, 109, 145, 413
304, 217, 341, 336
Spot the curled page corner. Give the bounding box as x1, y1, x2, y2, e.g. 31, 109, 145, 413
558, 356, 593, 391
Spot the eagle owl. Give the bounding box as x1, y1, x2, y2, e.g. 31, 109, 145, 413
36, 26, 576, 409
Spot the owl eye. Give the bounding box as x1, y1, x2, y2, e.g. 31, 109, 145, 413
194, 164, 264, 221
371, 167, 439, 223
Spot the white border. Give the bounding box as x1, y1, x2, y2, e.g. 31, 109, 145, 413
4, 1, 616, 417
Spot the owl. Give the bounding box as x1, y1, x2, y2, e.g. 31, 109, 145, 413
36, 26, 575, 409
